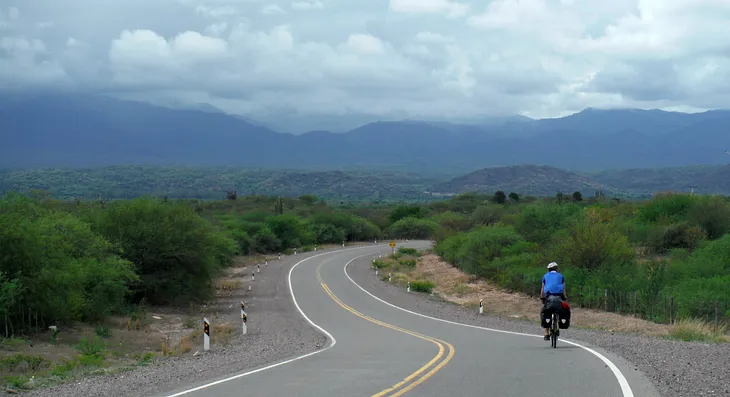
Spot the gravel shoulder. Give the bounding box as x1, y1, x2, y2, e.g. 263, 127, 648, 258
25, 249, 331, 397
348, 253, 730, 397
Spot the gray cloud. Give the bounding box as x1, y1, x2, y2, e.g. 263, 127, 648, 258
1, 0, 730, 129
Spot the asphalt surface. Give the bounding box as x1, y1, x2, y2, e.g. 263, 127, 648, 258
158, 242, 657, 397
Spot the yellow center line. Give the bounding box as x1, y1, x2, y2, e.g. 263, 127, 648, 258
315, 259, 455, 397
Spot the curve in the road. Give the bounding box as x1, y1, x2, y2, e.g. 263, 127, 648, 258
164, 247, 365, 397
342, 253, 636, 397
165, 244, 639, 397
315, 258, 455, 396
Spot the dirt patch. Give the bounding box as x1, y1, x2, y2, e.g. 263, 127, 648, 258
386, 253, 671, 337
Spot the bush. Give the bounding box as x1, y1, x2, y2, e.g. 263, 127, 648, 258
515, 202, 581, 243
409, 280, 435, 293
399, 259, 417, 268
637, 193, 695, 224
0, 194, 137, 334
436, 225, 526, 279
397, 247, 419, 256
90, 197, 237, 306
551, 212, 635, 270
646, 222, 705, 254
388, 217, 438, 239
688, 196, 730, 239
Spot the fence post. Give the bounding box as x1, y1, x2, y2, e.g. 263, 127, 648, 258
633, 291, 637, 317
579, 286, 583, 308
663, 297, 667, 324
604, 289, 608, 312
715, 301, 719, 328
670, 297, 675, 325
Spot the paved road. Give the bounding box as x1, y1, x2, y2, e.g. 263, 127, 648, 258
159, 242, 656, 397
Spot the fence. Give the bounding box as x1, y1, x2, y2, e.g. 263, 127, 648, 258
570, 286, 729, 328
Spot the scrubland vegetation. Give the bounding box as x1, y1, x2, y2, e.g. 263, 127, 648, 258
2, 188, 729, 390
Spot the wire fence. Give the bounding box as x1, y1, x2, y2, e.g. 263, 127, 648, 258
570, 286, 729, 328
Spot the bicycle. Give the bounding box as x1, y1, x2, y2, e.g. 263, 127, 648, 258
541, 296, 562, 348
549, 311, 559, 348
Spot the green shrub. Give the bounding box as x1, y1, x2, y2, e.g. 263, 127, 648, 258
90, 197, 237, 306
399, 259, 417, 268
388, 217, 438, 239
409, 280, 435, 293
397, 247, 419, 256
515, 202, 581, 243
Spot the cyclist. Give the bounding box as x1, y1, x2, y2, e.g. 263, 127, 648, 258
540, 262, 567, 340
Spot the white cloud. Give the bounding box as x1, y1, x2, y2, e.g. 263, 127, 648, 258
8, 7, 19, 20
414, 31, 454, 44
390, 0, 469, 18
262, 4, 286, 15
195, 5, 238, 18
1, 0, 730, 126
342, 34, 385, 55
291, 1, 323, 10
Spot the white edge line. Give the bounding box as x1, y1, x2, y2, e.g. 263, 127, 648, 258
163, 245, 384, 397
343, 250, 636, 397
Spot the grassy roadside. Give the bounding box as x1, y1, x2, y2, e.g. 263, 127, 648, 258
1, 243, 373, 394
373, 248, 729, 344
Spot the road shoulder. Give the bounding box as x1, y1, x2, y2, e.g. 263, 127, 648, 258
348, 249, 730, 397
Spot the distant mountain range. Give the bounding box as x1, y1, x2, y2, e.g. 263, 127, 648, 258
3, 92, 730, 174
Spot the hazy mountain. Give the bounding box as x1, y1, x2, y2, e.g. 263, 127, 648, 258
3, 92, 730, 174
432, 165, 613, 196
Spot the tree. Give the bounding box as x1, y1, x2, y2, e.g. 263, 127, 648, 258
91, 198, 237, 306
508, 192, 520, 202
493, 191, 507, 204
388, 205, 425, 224
572, 191, 583, 202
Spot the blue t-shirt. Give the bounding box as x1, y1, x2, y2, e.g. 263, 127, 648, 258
543, 271, 565, 294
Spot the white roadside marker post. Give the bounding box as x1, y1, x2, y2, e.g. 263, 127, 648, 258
257, 264, 260, 273
479, 299, 483, 314
241, 302, 247, 335
407, 281, 411, 293
203, 317, 210, 351
388, 273, 392, 282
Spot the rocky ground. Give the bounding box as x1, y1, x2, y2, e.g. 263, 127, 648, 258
348, 253, 730, 397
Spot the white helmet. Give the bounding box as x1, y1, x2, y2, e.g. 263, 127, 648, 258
547, 262, 559, 269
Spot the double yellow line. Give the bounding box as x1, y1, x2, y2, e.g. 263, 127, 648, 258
316, 261, 455, 397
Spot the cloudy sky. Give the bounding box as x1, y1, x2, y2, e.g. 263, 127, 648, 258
2, 0, 730, 128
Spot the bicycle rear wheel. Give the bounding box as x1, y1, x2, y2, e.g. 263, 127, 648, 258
551, 313, 558, 348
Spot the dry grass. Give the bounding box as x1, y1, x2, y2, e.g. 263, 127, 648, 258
177, 334, 193, 354
384, 253, 678, 337
669, 318, 730, 343
218, 279, 241, 291
213, 322, 235, 344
